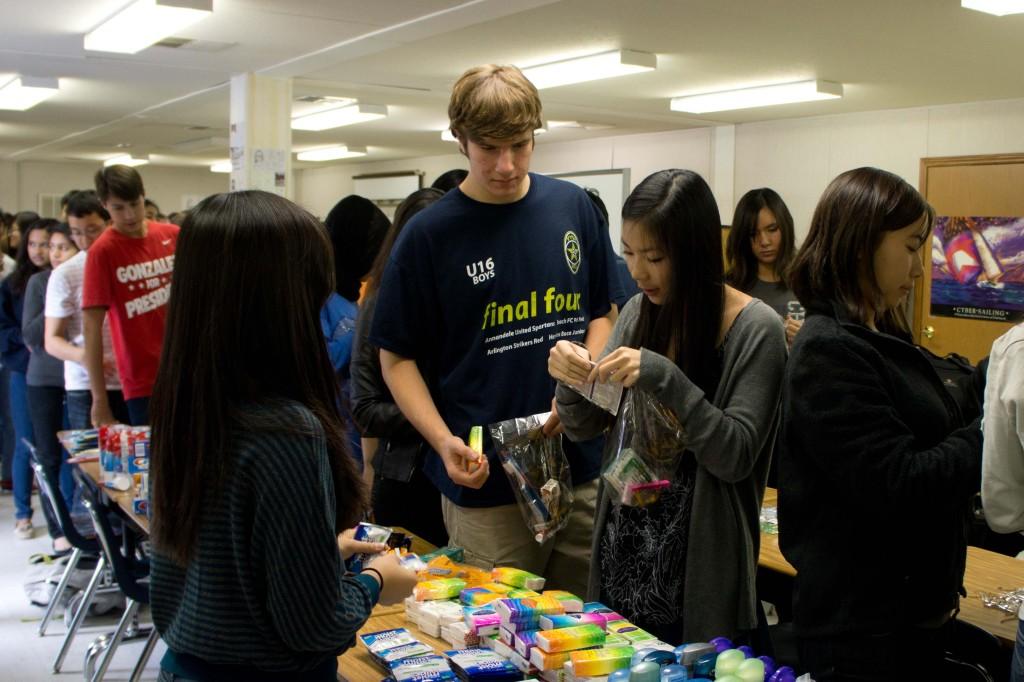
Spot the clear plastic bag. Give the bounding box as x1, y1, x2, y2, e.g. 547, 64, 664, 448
488, 413, 574, 544
602, 388, 686, 507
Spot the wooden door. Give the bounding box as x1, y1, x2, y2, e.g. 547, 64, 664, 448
913, 154, 1024, 363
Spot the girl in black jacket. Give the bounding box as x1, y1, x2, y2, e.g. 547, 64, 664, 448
779, 167, 982, 681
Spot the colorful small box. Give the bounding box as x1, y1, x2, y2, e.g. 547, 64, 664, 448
529, 647, 574, 671
415, 578, 467, 602
568, 646, 635, 677
582, 603, 625, 622
463, 605, 502, 635
492, 566, 546, 590
542, 590, 583, 613
605, 621, 657, 644
494, 596, 565, 630
420, 546, 465, 563
460, 586, 505, 607
534, 624, 606, 653
539, 612, 607, 631
513, 629, 541, 657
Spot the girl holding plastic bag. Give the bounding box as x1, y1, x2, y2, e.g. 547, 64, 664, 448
549, 169, 786, 644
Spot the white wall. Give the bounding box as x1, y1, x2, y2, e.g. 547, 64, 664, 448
293, 97, 1024, 244
1, 161, 229, 217
735, 98, 1024, 240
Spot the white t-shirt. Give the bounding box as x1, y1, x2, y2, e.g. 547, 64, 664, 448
44, 250, 121, 391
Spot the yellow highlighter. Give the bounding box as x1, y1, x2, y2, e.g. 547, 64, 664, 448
467, 426, 483, 473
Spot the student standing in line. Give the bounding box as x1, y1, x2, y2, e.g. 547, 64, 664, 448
0, 219, 49, 538
352, 187, 448, 546
778, 167, 982, 680
45, 191, 128, 429
150, 191, 416, 682
321, 194, 391, 471
83, 165, 178, 426
725, 188, 803, 346
982, 322, 1024, 682
549, 169, 786, 643
372, 64, 622, 596
23, 220, 78, 552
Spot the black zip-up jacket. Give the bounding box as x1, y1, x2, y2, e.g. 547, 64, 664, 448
778, 304, 982, 637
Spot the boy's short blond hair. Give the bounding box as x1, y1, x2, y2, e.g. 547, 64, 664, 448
448, 64, 542, 143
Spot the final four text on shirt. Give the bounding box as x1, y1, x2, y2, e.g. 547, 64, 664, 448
117, 255, 174, 319
481, 286, 582, 331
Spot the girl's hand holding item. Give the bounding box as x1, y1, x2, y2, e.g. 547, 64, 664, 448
590, 347, 642, 387
363, 550, 419, 605
548, 340, 593, 385
337, 527, 388, 560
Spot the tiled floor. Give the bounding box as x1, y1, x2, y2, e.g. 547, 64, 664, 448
0, 489, 164, 681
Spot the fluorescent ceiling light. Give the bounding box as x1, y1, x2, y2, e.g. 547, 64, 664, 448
522, 49, 656, 89
104, 154, 150, 167
0, 76, 59, 111
962, 0, 1024, 14
85, 0, 213, 54
296, 146, 367, 162
209, 160, 232, 173
291, 103, 388, 131
441, 127, 546, 141
670, 79, 843, 114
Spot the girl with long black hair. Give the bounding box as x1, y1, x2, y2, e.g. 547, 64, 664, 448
549, 169, 786, 643
149, 191, 416, 682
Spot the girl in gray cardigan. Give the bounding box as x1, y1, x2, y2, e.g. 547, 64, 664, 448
549, 169, 786, 644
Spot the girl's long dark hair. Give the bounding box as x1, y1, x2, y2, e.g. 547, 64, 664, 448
323, 195, 391, 302
365, 188, 444, 298
150, 190, 365, 565
790, 167, 933, 336
624, 170, 725, 394
725, 188, 796, 291
8, 219, 54, 296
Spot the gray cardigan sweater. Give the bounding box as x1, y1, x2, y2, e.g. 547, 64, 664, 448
555, 295, 786, 641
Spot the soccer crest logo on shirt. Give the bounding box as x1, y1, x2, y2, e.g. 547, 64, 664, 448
563, 230, 581, 275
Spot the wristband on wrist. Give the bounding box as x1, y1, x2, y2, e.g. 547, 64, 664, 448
360, 567, 384, 595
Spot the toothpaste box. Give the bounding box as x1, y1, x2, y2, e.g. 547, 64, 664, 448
390, 655, 458, 682
444, 648, 521, 682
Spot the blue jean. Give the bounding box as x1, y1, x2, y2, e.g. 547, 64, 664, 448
126, 396, 150, 426
1013, 617, 1024, 682
9, 371, 36, 521
66, 389, 129, 430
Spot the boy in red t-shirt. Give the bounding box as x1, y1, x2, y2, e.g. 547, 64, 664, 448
83, 165, 179, 426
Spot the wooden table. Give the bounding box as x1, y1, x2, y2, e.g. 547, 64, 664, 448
758, 487, 1023, 646
77, 459, 150, 533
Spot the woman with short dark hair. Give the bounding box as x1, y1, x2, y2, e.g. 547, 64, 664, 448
149, 190, 416, 681
779, 167, 982, 680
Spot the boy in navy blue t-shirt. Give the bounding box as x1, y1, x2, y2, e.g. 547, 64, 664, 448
371, 64, 621, 595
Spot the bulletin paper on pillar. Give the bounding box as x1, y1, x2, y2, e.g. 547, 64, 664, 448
930, 216, 1024, 322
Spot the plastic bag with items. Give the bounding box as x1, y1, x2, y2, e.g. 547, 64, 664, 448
602, 388, 686, 507
488, 413, 574, 544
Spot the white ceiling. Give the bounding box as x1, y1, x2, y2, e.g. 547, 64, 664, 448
2, 0, 1023, 170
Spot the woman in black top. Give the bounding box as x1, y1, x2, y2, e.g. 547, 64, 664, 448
778, 167, 982, 680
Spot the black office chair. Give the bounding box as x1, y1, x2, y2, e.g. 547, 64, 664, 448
77, 468, 158, 682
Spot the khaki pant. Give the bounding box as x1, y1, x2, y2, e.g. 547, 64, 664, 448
441, 480, 599, 597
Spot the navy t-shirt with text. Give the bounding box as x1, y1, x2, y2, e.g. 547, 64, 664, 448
370, 173, 620, 507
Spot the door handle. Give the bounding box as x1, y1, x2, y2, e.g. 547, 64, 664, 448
923, 325, 935, 340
